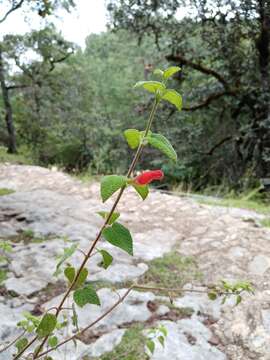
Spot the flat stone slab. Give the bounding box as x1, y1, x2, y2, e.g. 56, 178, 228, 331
1, 165, 270, 359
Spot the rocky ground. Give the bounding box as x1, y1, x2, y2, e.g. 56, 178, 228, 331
0, 165, 270, 359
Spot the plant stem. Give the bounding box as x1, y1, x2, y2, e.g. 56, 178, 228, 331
35, 283, 233, 359
22, 99, 159, 359
0, 331, 26, 354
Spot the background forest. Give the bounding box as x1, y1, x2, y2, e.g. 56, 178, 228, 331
1, 0, 270, 193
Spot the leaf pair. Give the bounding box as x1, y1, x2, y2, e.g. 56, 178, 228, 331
100, 174, 149, 202
134, 67, 182, 110
64, 266, 88, 289
124, 129, 177, 162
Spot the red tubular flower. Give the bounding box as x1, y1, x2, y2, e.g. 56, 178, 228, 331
135, 170, 164, 185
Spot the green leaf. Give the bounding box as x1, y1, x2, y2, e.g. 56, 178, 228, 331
72, 303, 79, 331
153, 69, 164, 77
36, 313, 57, 338
98, 249, 113, 269
64, 267, 88, 289
159, 324, 168, 337
0, 241, 12, 252
158, 335, 165, 347
134, 81, 165, 94
132, 183, 149, 200
146, 339, 155, 354
15, 337, 28, 353
147, 133, 177, 162
162, 89, 182, 110
102, 222, 133, 256
100, 175, 128, 202
208, 291, 217, 301
235, 295, 242, 306
54, 244, 77, 276
73, 285, 101, 308
124, 129, 141, 149
163, 66, 181, 80
48, 336, 58, 348
64, 266, 75, 284
97, 211, 120, 225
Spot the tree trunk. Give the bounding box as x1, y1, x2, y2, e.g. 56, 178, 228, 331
254, 0, 270, 177
0, 47, 17, 153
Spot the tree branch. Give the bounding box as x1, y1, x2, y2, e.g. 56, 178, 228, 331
182, 91, 234, 111
166, 54, 230, 90
0, 0, 25, 24
7, 84, 29, 91
35, 284, 237, 359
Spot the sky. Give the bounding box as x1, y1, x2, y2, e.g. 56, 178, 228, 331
0, 0, 107, 47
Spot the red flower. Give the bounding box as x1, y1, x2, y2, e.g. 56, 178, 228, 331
134, 170, 164, 185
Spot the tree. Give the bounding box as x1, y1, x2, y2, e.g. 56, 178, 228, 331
0, 0, 75, 153
107, 0, 270, 184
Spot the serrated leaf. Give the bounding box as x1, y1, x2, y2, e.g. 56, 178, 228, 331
102, 222, 133, 256
54, 244, 77, 276
153, 69, 164, 77
100, 175, 128, 202
73, 285, 101, 308
163, 66, 181, 80
158, 335, 165, 347
15, 337, 28, 353
98, 249, 113, 269
64, 267, 88, 289
132, 183, 149, 200
147, 133, 177, 162
97, 211, 120, 225
134, 80, 165, 94
146, 339, 155, 354
124, 129, 141, 149
36, 313, 57, 338
162, 89, 182, 110
48, 336, 58, 348
208, 291, 217, 301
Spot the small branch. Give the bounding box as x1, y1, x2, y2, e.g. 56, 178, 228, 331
182, 91, 234, 111
13, 336, 38, 360
166, 54, 230, 90
206, 136, 233, 155
36, 283, 233, 359
0, 330, 26, 354
0, 0, 25, 24
7, 84, 29, 91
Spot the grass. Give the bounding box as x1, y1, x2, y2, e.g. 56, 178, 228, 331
199, 197, 270, 215
139, 251, 202, 290
260, 218, 270, 228
0, 146, 33, 165
89, 324, 148, 360
0, 269, 7, 284
0, 188, 15, 196
73, 171, 100, 183
10, 229, 56, 244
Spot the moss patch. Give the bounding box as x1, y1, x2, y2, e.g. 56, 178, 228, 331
138, 251, 202, 291
0, 188, 15, 196
0, 269, 7, 284
260, 218, 270, 228
90, 325, 148, 360
10, 229, 56, 245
